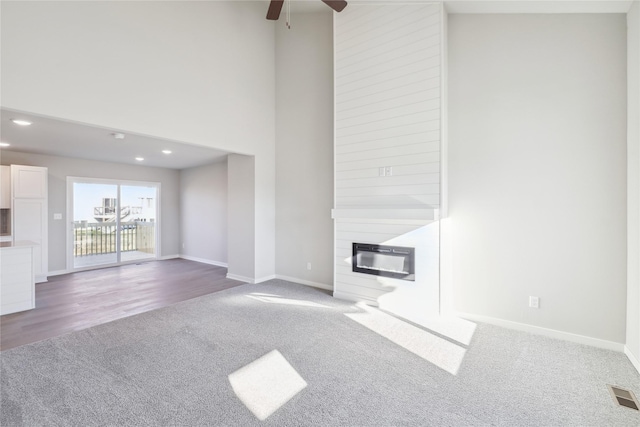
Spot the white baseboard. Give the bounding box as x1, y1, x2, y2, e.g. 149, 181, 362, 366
225, 274, 278, 284
179, 254, 227, 268
274, 275, 333, 291
158, 254, 180, 260
47, 269, 70, 277
624, 346, 640, 374
226, 273, 255, 284
456, 311, 625, 352
35, 275, 48, 284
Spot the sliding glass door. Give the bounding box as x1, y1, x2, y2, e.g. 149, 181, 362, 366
72, 182, 119, 268
69, 178, 159, 270
120, 184, 157, 263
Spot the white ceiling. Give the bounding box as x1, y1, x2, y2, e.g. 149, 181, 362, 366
443, 0, 633, 14
282, 0, 633, 14
0, 109, 229, 170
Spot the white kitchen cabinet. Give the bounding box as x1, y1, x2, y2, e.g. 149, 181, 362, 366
13, 199, 47, 282
12, 165, 47, 199
11, 165, 48, 283
0, 165, 10, 209
0, 242, 36, 315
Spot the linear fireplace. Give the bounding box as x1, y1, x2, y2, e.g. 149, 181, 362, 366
352, 243, 415, 281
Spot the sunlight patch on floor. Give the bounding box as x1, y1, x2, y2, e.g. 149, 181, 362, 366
228, 350, 307, 420
247, 294, 329, 308
346, 304, 467, 375
412, 316, 477, 346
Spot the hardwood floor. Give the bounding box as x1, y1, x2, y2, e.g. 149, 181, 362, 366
0, 259, 244, 351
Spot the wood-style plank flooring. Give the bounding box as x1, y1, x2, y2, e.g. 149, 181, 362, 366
0, 259, 244, 351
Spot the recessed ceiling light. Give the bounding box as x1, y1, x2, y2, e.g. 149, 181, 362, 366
162, 150, 172, 154
135, 157, 144, 161
0, 142, 10, 147
112, 133, 125, 140
11, 119, 32, 126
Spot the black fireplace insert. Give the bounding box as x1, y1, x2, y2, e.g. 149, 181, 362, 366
352, 243, 415, 281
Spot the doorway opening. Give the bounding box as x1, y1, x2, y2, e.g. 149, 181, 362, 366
67, 177, 160, 270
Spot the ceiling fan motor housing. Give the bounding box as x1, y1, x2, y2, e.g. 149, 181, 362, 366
266, 0, 348, 21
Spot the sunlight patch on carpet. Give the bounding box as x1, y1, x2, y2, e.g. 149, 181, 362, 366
228, 350, 307, 420
346, 304, 466, 375
247, 294, 329, 308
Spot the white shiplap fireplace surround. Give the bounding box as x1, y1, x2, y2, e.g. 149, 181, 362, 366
333, 2, 444, 327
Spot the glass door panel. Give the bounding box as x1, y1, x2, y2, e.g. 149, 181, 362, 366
73, 182, 119, 268
120, 185, 157, 262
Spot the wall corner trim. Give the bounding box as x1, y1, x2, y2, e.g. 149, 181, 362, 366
624, 346, 640, 374
456, 311, 625, 352
226, 273, 255, 284
274, 275, 333, 291
225, 274, 277, 284
47, 269, 70, 277
179, 255, 228, 268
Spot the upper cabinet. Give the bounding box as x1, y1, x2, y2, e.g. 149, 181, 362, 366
0, 165, 10, 209
12, 165, 47, 199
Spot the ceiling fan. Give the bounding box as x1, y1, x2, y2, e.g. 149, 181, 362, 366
266, 0, 348, 20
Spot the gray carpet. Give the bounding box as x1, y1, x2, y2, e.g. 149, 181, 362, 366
1, 279, 639, 426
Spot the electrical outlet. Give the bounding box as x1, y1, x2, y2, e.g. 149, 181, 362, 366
529, 296, 540, 309
307, 262, 312, 270
53, 213, 62, 220
384, 166, 393, 176
182, 243, 185, 250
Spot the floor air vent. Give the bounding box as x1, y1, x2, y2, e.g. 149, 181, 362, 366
608, 385, 639, 411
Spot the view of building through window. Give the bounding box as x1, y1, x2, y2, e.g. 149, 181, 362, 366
72, 181, 158, 268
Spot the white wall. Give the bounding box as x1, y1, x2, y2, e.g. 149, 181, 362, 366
227, 154, 256, 281
449, 14, 627, 344
627, 1, 640, 368
0, 151, 180, 273
254, 150, 276, 281
180, 159, 228, 265
334, 3, 442, 210
275, 12, 334, 288
1, 1, 277, 281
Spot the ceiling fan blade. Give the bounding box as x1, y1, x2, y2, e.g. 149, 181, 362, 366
266, 0, 284, 20
321, 0, 348, 13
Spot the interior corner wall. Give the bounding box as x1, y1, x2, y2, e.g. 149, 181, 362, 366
180, 159, 228, 265
0, 151, 180, 272
254, 149, 276, 282
275, 12, 334, 287
627, 1, 640, 367
227, 154, 256, 281
448, 14, 628, 343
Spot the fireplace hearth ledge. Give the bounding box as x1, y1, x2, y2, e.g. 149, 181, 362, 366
331, 208, 440, 221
